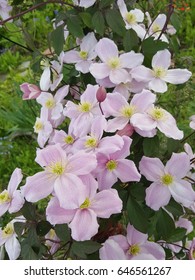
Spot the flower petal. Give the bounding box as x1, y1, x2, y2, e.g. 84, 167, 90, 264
7, 168, 23, 195
5, 235, 21, 260
139, 156, 164, 181
149, 78, 167, 93
115, 159, 141, 182
164, 69, 192, 84
165, 152, 191, 178
89, 63, 110, 79
152, 49, 171, 69
126, 224, 148, 245
95, 38, 118, 62
99, 238, 127, 260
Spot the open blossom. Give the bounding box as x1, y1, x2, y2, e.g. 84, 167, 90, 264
131, 49, 192, 93
33, 107, 53, 148
139, 153, 195, 210
46, 174, 122, 241
73, 0, 96, 8
90, 38, 144, 85
20, 83, 41, 100
95, 136, 141, 190
189, 115, 195, 130
37, 85, 69, 120
0, 168, 24, 217
117, 0, 146, 39
22, 144, 97, 209
63, 32, 97, 73
64, 84, 102, 136
100, 224, 165, 260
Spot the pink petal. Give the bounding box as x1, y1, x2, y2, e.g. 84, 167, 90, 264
165, 152, 191, 178
107, 117, 129, 132
126, 224, 148, 245
169, 180, 195, 208
109, 68, 131, 84
139, 156, 164, 181
0, 203, 9, 217
99, 239, 127, 260
5, 235, 21, 260
131, 113, 157, 131
89, 62, 110, 79
131, 24, 146, 39
95, 38, 118, 62
141, 242, 165, 259
115, 159, 141, 182
152, 49, 171, 69
112, 135, 132, 159
91, 189, 122, 218
9, 191, 24, 213
120, 51, 144, 68
46, 197, 75, 225
157, 113, 183, 140
76, 60, 91, 73
79, 174, 98, 199
91, 116, 107, 139
164, 69, 192, 84
63, 50, 80, 63
68, 152, 97, 175
98, 135, 124, 154
54, 85, 69, 102
23, 171, 55, 202
7, 168, 23, 195
131, 65, 153, 82
111, 235, 129, 251
145, 182, 171, 210
149, 78, 167, 93
69, 209, 99, 241
80, 84, 99, 104
131, 90, 156, 112
96, 169, 117, 190
105, 92, 129, 114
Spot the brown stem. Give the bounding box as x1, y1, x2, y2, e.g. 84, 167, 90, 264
0, 0, 77, 26
157, 0, 174, 40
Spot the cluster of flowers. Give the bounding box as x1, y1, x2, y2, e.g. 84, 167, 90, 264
0, 0, 195, 260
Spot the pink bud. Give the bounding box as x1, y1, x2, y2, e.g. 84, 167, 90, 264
20, 83, 41, 100
96, 86, 107, 102
117, 124, 134, 137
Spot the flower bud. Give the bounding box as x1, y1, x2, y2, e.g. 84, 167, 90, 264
20, 83, 41, 100
117, 124, 134, 137
96, 86, 107, 102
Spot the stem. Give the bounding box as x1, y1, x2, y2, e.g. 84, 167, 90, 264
99, 102, 104, 115
0, 34, 33, 51
0, 0, 78, 26
157, 0, 174, 40
180, 131, 195, 143
158, 241, 190, 251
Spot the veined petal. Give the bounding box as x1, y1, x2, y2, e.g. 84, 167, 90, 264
99, 238, 127, 260
7, 168, 23, 195
120, 51, 144, 69
141, 242, 165, 260
9, 191, 24, 213
95, 38, 118, 62
126, 224, 148, 245
5, 235, 21, 260
22, 171, 55, 202
109, 68, 131, 85
107, 117, 129, 132
164, 69, 192, 84
69, 209, 99, 241
145, 182, 171, 210
149, 78, 167, 93
165, 152, 190, 178
152, 49, 171, 69
139, 156, 164, 181
91, 189, 122, 218
115, 159, 141, 182
96, 169, 118, 190
131, 66, 153, 82
131, 113, 156, 131
63, 50, 80, 63
89, 63, 110, 79
46, 197, 75, 225
131, 90, 156, 112
68, 151, 97, 175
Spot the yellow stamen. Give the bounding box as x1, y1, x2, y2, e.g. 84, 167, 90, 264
121, 105, 136, 118
84, 137, 97, 148
80, 197, 90, 209
125, 12, 137, 25
79, 102, 92, 113
48, 162, 65, 175
153, 67, 167, 78
2, 223, 14, 238
107, 57, 121, 69
128, 244, 140, 255
106, 160, 118, 171
152, 23, 161, 33
45, 98, 55, 109
79, 50, 88, 60
64, 135, 74, 145
161, 173, 174, 186
34, 120, 43, 133
0, 190, 11, 204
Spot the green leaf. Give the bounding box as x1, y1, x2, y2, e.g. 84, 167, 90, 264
14, 222, 26, 239
165, 199, 184, 218
143, 135, 160, 157
167, 138, 181, 155
80, 12, 93, 28
99, 0, 115, 8
170, 13, 181, 31
55, 224, 71, 242
21, 241, 39, 260
92, 11, 105, 36
106, 10, 126, 36
50, 25, 65, 55
123, 29, 139, 52
67, 16, 84, 38
127, 195, 149, 233
72, 241, 101, 259
21, 201, 36, 220
27, 226, 40, 247
166, 227, 187, 243
129, 183, 146, 201
36, 221, 52, 236
156, 209, 175, 240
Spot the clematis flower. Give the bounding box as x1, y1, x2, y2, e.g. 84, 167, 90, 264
22, 143, 97, 209
20, 83, 41, 100
184, 143, 195, 169
0, 168, 24, 217
131, 49, 192, 93
63, 32, 97, 73
89, 38, 144, 85
64, 84, 102, 136
117, 0, 146, 39
73, 0, 96, 8
139, 153, 195, 210
46, 174, 122, 241
100, 224, 165, 260
33, 107, 53, 148
37, 85, 69, 120
0, 219, 22, 260
95, 136, 141, 190
189, 115, 195, 130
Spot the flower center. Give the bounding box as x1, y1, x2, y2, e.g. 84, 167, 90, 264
121, 105, 136, 118
79, 50, 88, 60
150, 107, 166, 121
106, 160, 118, 171
0, 190, 11, 204
107, 57, 121, 69
45, 98, 55, 109
125, 12, 137, 25
161, 173, 174, 186
80, 197, 90, 209
2, 223, 14, 238
48, 161, 65, 175
153, 67, 167, 78
128, 244, 140, 256
34, 120, 43, 133
79, 102, 92, 113
84, 137, 97, 148
152, 23, 161, 33
64, 135, 74, 144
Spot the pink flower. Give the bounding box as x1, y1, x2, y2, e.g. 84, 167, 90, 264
96, 86, 107, 102
95, 136, 141, 190
100, 224, 165, 260
89, 38, 143, 85
46, 174, 122, 241
0, 168, 24, 217
139, 153, 195, 210
131, 49, 192, 93
63, 32, 97, 74
20, 83, 41, 100
73, 0, 96, 8
22, 144, 97, 208
45, 229, 60, 254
